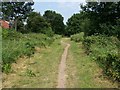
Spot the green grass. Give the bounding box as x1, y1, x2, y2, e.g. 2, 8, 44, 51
2, 39, 64, 88
71, 33, 120, 83
83, 35, 120, 82
0, 27, 2, 58
2, 29, 54, 73
0, 27, 2, 64
66, 41, 118, 88
71, 32, 84, 42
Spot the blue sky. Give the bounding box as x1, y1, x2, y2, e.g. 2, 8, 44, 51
33, 2, 85, 24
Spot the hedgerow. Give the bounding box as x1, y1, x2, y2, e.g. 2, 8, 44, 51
71, 33, 120, 82
83, 35, 120, 82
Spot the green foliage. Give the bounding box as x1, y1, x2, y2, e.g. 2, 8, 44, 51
2, 29, 54, 73
2, 2, 34, 20
80, 2, 120, 37
53, 34, 62, 40
2, 28, 22, 39
2, 64, 11, 74
66, 2, 120, 37
43, 10, 65, 35
2, 29, 9, 38
66, 13, 85, 36
83, 35, 120, 81
25, 69, 36, 77
2, 2, 34, 32
27, 12, 51, 34
16, 20, 25, 33
99, 21, 120, 37
41, 27, 54, 37
71, 32, 84, 42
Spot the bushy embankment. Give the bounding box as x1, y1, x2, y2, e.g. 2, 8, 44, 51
71, 33, 120, 82
71, 32, 84, 42
2, 29, 55, 73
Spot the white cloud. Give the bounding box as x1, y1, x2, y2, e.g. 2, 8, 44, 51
33, 0, 86, 2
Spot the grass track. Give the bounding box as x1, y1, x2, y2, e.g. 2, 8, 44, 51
2, 38, 119, 88
66, 41, 118, 88
2, 39, 64, 88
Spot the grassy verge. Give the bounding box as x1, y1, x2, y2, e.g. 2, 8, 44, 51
66, 41, 118, 88
2, 39, 64, 88
2, 29, 54, 73
83, 35, 120, 82
70, 32, 120, 83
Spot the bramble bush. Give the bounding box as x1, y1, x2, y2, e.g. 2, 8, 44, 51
83, 35, 120, 82
71, 33, 120, 82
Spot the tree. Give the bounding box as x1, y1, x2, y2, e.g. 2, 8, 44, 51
80, 1, 120, 36
43, 10, 65, 35
2, 1, 34, 31
66, 13, 85, 36
27, 12, 53, 36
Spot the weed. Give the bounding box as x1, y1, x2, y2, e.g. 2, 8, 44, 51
25, 69, 36, 77
2, 64, 12, 74
83, 35, 120, 82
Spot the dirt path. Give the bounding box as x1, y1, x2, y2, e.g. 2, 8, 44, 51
2, 39, 64, 88
66, 41, 118, 88
57, 40, 70, 88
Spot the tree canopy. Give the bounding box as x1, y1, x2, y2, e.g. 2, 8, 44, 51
80, 1, 120, 36
27, 12, 50, 33
65, 1, 120, 38
66, 13, 86, 36
2, 1, 34, 31
43, 10, 65, 35
2, 2, 34, 20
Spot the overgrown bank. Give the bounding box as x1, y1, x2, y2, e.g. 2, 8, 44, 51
66, 39, 118, 88
2, 38, 64, 88
71, 33, 120, 83
2, 29, 60, 73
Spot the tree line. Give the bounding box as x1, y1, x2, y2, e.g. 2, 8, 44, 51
1, 1, 120, 39
66, 1, 120, 39
1, 1, 65, 36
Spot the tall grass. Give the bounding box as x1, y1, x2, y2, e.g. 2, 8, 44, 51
83, 35, 120, 82
71, 33, 120, 82
2, 29, 54, 73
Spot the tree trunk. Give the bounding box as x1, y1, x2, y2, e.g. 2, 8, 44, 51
15, 19, 17, 31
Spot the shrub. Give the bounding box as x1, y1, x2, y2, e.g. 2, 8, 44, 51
41, 27, 54, 37
2, 29, 54, 73
53, 34, 62, 40
27, 12, 50, 33
83, 35, 120, 82
25, 69, 36, 77
71, 32, 84, 42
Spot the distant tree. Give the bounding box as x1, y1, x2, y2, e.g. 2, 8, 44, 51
66, 13, 85, 36
27, 12, 53, 35
43, 10, 65, 35
2, 1, 34, 31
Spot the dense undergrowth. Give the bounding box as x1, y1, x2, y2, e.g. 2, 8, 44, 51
71, 33, 120, 82
2, 28, 58, 73
71, 32, 84, 42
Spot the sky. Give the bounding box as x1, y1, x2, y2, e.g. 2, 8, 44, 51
33, 2, 86, 24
